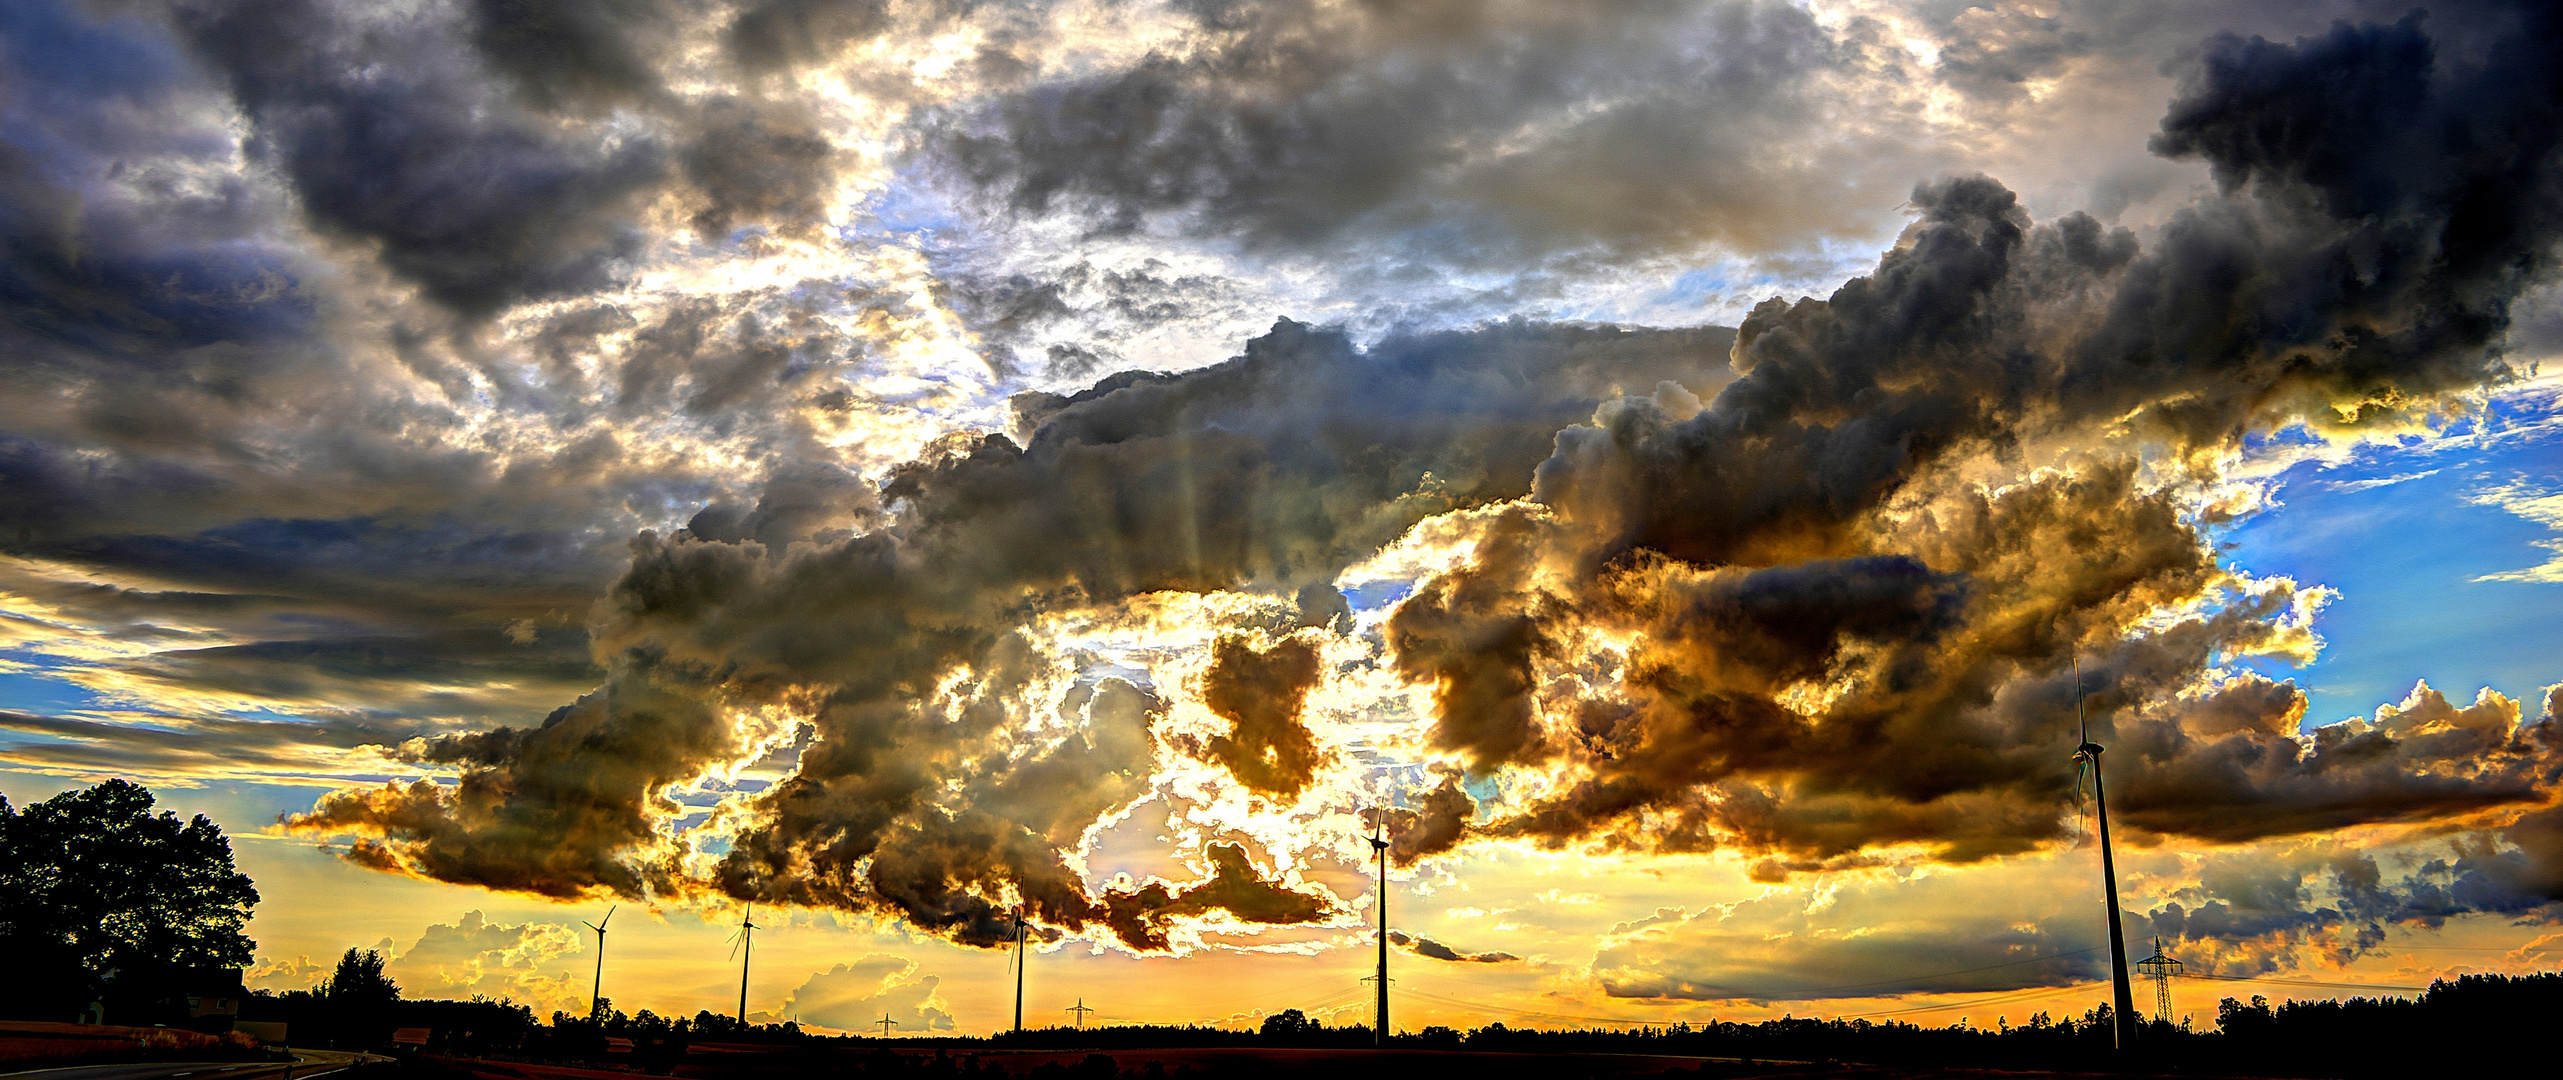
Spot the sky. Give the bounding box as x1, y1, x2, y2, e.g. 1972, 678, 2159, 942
4, 0, 2562, 1038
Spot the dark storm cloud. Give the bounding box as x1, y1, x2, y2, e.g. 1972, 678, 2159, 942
0, 708, 415, 779
680, 96, 843, 240
1387, 930, 1518, 964
1097, 841, 1332, 951
0, 0, 910, 778
2138, 798, 2563, 972
167, 0, 666, 318
281, 7, 2563, 935
1194, 633, 1326, 801
465, 0, 675, 110
289, 317, 1743, 939
0, 0, 629, 763
8, 0, 2538, 965
294, 655, 729, 898
1384, 6, 2563, 865
924, 0, 1933, 271
725, 0, 895, 73
161, 1, 858, 316
100, 629, 603, 724
938, 260, 1260, 381
600, 291, 858, 422
1365, 773, 1476, 868
0, 0, 325, 476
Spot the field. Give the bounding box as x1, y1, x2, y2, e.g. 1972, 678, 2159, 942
415, 1042, 2274, 1080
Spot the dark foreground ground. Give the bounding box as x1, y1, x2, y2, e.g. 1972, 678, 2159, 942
401, 1046, 2292, 1080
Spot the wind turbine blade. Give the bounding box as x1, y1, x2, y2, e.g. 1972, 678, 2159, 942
2073, 649, 2086, 744
601, 904, 616, 930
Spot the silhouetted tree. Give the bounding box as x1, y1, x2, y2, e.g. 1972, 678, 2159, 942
0, 779, 258, 1021
323, 946, 399, 1004
320, 947, 400, 1048
1257, 1009, 1318, 1040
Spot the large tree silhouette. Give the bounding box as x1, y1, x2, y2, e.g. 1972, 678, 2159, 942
0, 779, 258, 1018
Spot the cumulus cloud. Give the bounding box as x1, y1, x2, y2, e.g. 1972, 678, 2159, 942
1096, 842, 1333, 951
1194, 633, 1327, 800
1598, 816, 2563, 1007
783, 954, 956, 1033
1595, 865, 2114, 1002
168, 0, 665, 318
388, 910, 583, 1007
924, 0, 1940, 276
1380, 6, 2563, 873
287, 317, 1741, 942
272, 7, 2563, 956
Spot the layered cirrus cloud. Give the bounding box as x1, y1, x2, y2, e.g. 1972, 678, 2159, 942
3, 0, 2561, 1010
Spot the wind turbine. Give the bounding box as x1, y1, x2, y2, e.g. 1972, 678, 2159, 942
2069, 650, 2139, 1050
727, 904, 759, 1026
582, 905, 617, 1021
1010, 905, 1027, 1034
1368, 804, 1391, 1046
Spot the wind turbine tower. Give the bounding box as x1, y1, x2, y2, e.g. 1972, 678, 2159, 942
2069, 653, 2140, 1050
1369, 806, 1391, 1046
582, 905, 616, 1021
1011, 906, 1027, 1034
2137, 938, 2184, 1025
729, 904, 759, 1025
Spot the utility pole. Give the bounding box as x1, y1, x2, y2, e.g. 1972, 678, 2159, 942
1012, 907, 1027, 1034
1067, 998, 1093, 1029
2070, 653, 2139, 1050
1370, 807, 1391, 1045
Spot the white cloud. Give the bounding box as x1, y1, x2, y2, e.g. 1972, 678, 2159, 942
781, 955, 956, 1034
2322, 469, 2440, 493
388, 911, 583, 1010
2467, 475, 2563, 583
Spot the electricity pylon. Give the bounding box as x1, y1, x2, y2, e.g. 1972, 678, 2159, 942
2137, 938, 2184, 1025
875, 1014, 898, 1038
1067, 998, 1094, 1029
2069, 652, 2140, 1050
582, 905, 616, 1021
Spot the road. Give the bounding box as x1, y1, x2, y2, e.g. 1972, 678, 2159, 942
4, 1049, 386, 1080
